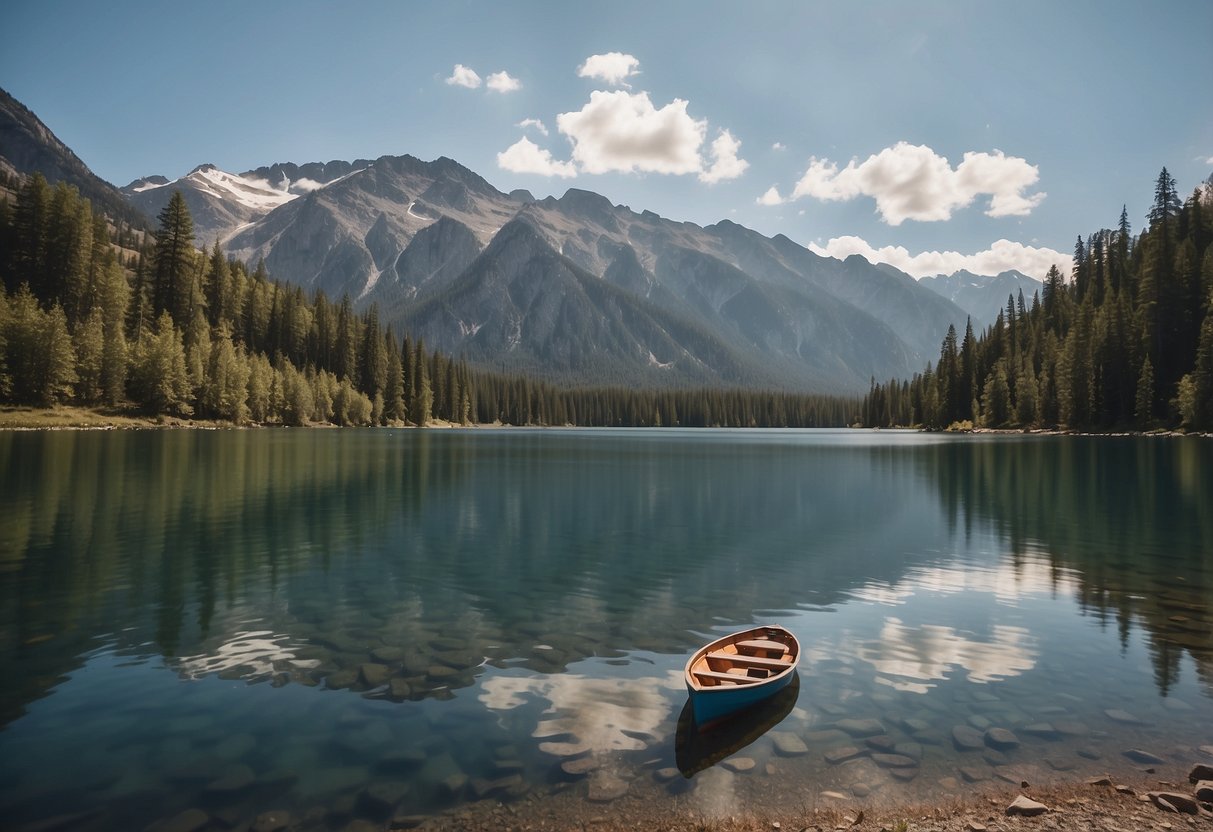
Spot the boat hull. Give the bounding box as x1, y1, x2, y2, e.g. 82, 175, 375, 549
683, 625, 800, 728
685, 666, 796, 726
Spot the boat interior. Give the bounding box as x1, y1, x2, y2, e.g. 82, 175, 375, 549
690, 632, 796, 687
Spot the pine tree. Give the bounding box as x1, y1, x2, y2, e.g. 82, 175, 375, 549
1135, 355, 1155, 429
99, 255, 129, 405
358, 305, 386, 397
73, 306, 105, 404
203, 326, 250, 423
9, 174, 50, 294
383, 332, 406, 423
129, 311, 192, 415
152, 190, 198, 323
980, 359, 1011, 427
410, 340, 433, 425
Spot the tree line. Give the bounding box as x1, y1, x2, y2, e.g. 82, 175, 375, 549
860, 168, 1213, 432
0, 174, 858, 427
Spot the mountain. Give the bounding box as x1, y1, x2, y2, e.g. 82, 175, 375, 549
0, 86, 147, 227
121, 160, 366, 246
111, 150, 976, 391
141, 155, 971, 391
224, 155, 525, 300
918, 269, 1043, 330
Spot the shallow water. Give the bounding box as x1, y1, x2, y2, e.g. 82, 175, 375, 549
0, 428, 1210, 828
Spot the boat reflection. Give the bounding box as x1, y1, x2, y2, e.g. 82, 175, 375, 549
675, 672, 799, 777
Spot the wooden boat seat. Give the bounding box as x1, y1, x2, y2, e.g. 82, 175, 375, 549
692, 669, 764, 686
707, 650, 789, 669
736, 638, 789, 655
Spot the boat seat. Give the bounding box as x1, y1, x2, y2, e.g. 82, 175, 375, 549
707, 650, 789, 669
736, 638, 789, 655
692, 669, 763, 686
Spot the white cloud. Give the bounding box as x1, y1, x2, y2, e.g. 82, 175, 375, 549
292, 178, 327, 193
756, 185, 784, 206
1205, 156, 1213, 165
790, 142, 1045, 225
577, 52, 641, 87
445, 64, 481, 89
496, 137, 577, 178
699, 129, 749, 184
486, 70, 521, 93
557, 90, 704, 176
808, 235, 1070, 280
516, 118, 549, 136
772, 142, 786, 151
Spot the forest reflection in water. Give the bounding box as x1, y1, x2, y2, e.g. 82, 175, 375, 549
0, 429, 1210, 829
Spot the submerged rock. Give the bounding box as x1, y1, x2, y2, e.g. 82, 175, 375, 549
871, 753, 917, 769
1052, 719, 1090, 737
865, 735, 896, 752
984, 728, 1019, 750
771, 732, 808, 756
1022, 722, 1060, 739
1123, 748, 1166, 765
1104, 708, 1146, 725
824, 746, 866, 764
835, 718, 884, 737
952, 726, 984, 751
958, 765, 988, 783
587, 772, 628, 802
561, 756, 599, 776
722, 756, 756, 772
358, 663, 391, 688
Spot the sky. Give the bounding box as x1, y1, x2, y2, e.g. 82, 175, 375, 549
3, 0, 1211, 280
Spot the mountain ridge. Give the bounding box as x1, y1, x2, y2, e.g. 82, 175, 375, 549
0, 87, 1012, 394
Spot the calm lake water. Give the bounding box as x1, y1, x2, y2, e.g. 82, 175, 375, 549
1, 428, 1211, 829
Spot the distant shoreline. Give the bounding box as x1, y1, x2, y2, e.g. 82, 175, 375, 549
1, 406, 1209, 437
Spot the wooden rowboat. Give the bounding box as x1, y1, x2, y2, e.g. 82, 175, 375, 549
683, 625, 800, 728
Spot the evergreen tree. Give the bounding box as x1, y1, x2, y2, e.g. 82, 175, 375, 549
73, 306, 105, 404
202, 326, 250, 423
1135, 355, 1155, 429
8, 174, 50, 294
409, 340, 433, 425
129, 311, 192, 415
383, 332, 406, 423
151, 191, 198, 323
99, 255, 129, 405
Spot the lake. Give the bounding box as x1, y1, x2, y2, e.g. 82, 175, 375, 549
1, 428, 1210, 829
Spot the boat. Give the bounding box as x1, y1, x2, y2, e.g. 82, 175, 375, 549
683, 624, 800, 728
675, 672, 799, 776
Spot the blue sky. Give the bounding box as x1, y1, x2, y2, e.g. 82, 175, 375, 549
3, 0, 1211, 278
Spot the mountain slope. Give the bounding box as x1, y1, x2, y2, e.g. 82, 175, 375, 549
0, 87, 147, 227
223, 154, 525, 298
918, 269, 1042, 329
117, 151, 973, 392
121, 161, 364, 246
399, 218, 776, 387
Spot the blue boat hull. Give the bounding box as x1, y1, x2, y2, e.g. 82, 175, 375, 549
686, 666, 796, 726
684, 625, 801, 729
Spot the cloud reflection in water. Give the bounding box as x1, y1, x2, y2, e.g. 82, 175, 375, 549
857, 618, 1037, 693
480, 670, 682, 755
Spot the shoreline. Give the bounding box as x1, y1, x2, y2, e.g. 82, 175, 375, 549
1, 406, 1210, 437
401, 769, 1212, 831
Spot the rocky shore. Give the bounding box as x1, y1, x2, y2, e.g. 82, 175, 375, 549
399, 766, 1213, 832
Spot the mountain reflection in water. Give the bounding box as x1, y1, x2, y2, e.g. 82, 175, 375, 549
0, 429, 1210, 831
